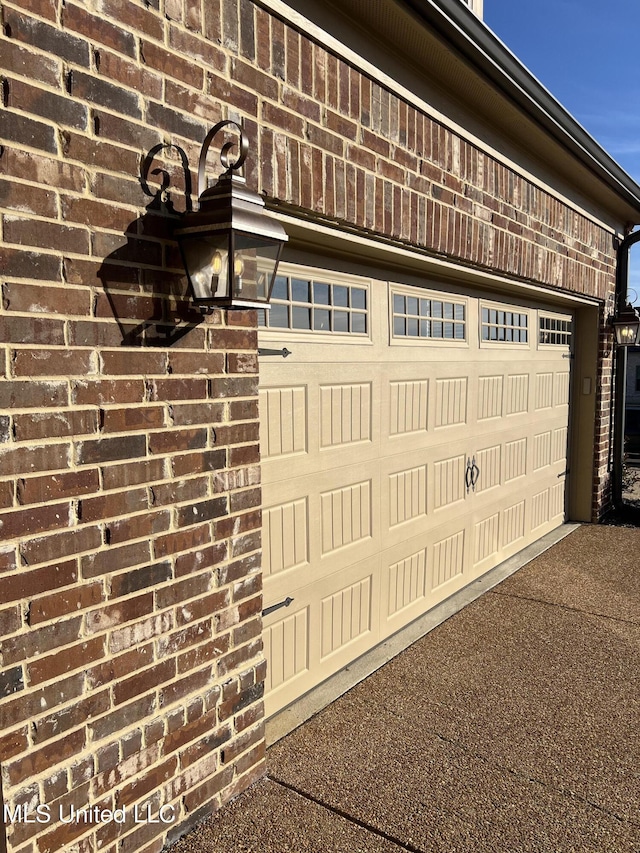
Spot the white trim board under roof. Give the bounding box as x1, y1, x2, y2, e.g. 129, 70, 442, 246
260, 0, 640, 226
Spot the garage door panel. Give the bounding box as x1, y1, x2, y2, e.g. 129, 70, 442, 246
263, 556, 381, 717
260, 384, 308, 461
260, 268, 573, 717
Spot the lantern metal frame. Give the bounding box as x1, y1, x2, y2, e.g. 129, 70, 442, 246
174, 120, 288, 311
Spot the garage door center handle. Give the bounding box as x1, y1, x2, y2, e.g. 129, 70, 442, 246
465, 458, 473, 493
465, 456, 480, 493
471, 457, 480, 491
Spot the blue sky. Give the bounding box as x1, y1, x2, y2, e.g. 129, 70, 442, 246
484, 0, 640, 299
484, 0, 640, 182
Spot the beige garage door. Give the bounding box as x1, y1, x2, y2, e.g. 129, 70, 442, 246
259, 264, 572, 717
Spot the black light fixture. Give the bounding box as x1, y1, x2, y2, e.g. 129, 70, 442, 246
611, 301, 640, 346
175, 120, 288, 311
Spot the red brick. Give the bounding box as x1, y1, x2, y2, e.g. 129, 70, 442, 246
170, 402, 224, 426
155, 573, 212, 609
0, 442, 71, 479
61, 131, 140, 175
145, 101, 206, 142
3, 7, 89, 62
6, 729, 86, 786
178, 635, 230, 674
13, 409, 98, 442
169, 23, 225, 66
110, 560, 172, 598
113, 658, 176, 706
182, 765, 234, 812
3, 281, 91, 316
101, 350, 168, 375
106, 509, 171, 545
0, 246, 61, 282
7, 77, 87, 130
28, 636, 105, 686
20, 525, 102, 567
81, 540, 151, 579
149, 378, 208, 402
210, 376, 258, 398
88, 695, 156, 742
29, 581, 103, 625
63, 3, 136, 56
166, 351, 225, 375
78, 487, 149, 523
0, 178, 57, 218
160, 667, 212, 708
215, 548, 261, 584
0, 604, 21, 634
102, 458, 166, 490
101, 0, 164, 40
153, 524, 211, 559
1, 37, 59, 85
148, 428, 208, 454
0, 501, 73, 539
85, 593, 155, 636
2, 616, 82, 665
141, 40, 204, 88
4, 149, 85, 193
76, 434, 147, 465
229, 443, 260, 466
150, 477, 209, 508
1, 672, 85, 729
11, 349, 94, 378
0, 110, 58, 154
3, 216, 90, 254
172, 449, 227, 477
17, 470, 99, 505
93, 105, 162, 151
61, 196, 138, 232
101, 405, 166, 433
164, 80, 225, 124
72, 379, 146, 406
71, 70, 141, 118
0, 726, 29, 762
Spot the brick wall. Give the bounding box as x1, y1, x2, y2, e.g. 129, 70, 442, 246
0, 0, 619, 850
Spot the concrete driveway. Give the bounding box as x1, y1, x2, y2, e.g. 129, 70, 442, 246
169, 523, 640, 853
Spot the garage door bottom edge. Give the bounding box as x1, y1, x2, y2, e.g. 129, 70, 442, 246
265, 521, 581, 747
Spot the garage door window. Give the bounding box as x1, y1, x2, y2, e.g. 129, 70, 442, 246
481, 306, 528, 343
539, 314, 572, 346
264, 274, 368, 334
392, 292, 466, 340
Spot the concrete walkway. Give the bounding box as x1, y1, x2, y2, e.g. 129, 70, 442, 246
170, 524, 640, 853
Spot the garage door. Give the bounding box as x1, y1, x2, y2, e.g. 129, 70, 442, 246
259, 264, 572, 717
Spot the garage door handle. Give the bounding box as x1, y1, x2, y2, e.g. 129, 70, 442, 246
465, 458, 473, 493
471, 457, 480, 492
262, 597, 294, 617
258, 347, 292, 358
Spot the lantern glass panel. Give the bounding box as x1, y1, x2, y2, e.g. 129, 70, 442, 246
179, 233, 230, 302
232, 233, 283, 304
615, 322, 640, 345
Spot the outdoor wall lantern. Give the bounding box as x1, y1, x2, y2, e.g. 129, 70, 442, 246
611, 301, 640, 346
175, 120, 288, 311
